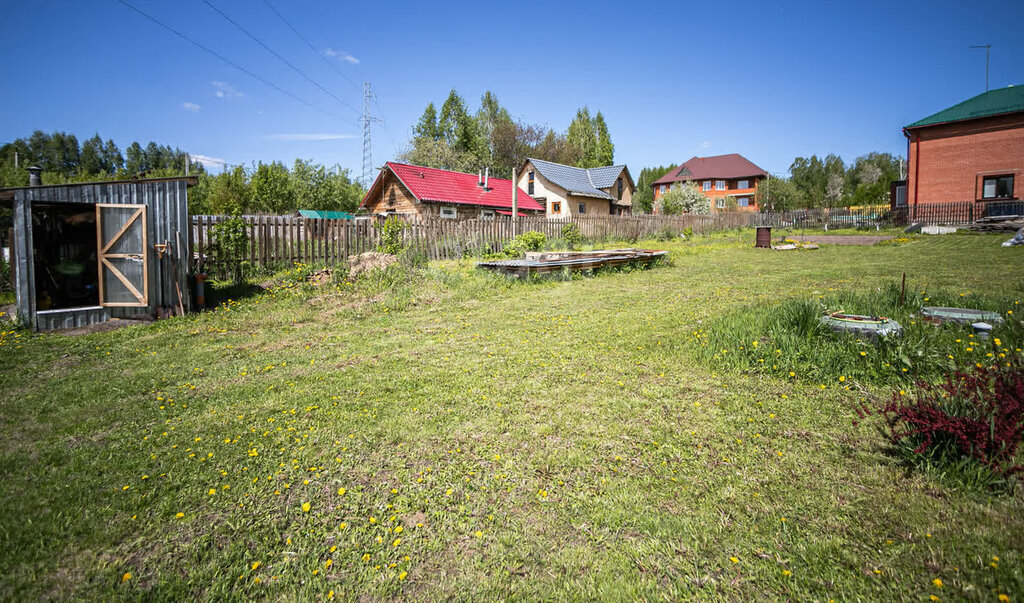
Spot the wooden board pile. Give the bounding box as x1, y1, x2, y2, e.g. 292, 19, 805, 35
478, 249, 667, 278
968, 215, 1024, 234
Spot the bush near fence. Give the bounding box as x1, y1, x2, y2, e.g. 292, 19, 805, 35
190, 200, 1024, 277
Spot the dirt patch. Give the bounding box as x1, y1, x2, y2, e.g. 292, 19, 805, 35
348, 252, 397, 278
788, 235, 893, 246
308, 268, 333, 286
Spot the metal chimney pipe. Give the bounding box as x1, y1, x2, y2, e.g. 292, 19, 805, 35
28, 166, 42, 186
478, 169, 482, 186
484, 167, 489, 190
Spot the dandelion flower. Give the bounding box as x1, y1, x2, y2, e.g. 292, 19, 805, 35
729, 557, 739, 564
399, 570, 408, 581
782, 570, 791, 576
475, 530, 483, 538
337, 487, 346, 496
122, 572, 132, 582
392, 538, 401, 547
362, 553, 370, 562
175, 512, 184, 519
301, 502, 311, 512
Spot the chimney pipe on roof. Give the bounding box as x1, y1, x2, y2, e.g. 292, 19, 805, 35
28, 166, 42, 186
484, 167, 489, 190
478, 169, 483, 186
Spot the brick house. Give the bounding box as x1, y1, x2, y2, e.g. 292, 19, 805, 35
360, 162, 544, 219
903, 85, 1024, 207
652, 154, 767, 212
517, 158, 634, 217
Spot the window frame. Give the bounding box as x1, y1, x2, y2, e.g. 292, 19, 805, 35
480, 208, 495, 221
528, 171, 535, 196
715, 180, 726, 191
577, 202, 586, 214
737, 179, 749, 190
551, 201, 561, 214
716, 198, 725, 209
439, 205, 457, 219
617, 177, 623, 200
702, 181, 712, 192
980, 174, 1015, 200
659, 184, 666, 195
737, 197, 750, 208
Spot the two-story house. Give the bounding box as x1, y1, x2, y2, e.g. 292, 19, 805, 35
517, 158, 634, 217
652, 153, 767, 212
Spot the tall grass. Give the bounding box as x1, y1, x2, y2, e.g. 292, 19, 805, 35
695, 281, 1023, 386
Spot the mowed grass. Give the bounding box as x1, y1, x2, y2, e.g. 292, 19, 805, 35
0, 232, 1021, 601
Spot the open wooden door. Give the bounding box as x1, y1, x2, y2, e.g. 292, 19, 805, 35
96, 204, 149, 307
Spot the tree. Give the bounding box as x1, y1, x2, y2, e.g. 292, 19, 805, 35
594, 111, 614, 166
633, 165, 677, 213
656, 182, 710, 215
533, 130, 582, 166
756, 176, 805, 211
413, 103, 440, 141
102, 139, 124, 173
567, 107, 598, 168
79, 134, 105, 176
250, 161, 295, 214
845, 152, 901, 206
125, 142, 145, 175
206, 166, 250, 215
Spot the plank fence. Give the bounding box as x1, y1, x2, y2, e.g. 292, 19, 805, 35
191, 199, 1024, 278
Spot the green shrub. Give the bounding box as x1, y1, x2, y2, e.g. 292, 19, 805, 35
561, 223, 582, 250
209, 214, 249, 283
503, 231, 547, 258
375, 216, 407, 256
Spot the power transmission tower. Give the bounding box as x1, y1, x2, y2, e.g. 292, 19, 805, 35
361, 82, 382, 188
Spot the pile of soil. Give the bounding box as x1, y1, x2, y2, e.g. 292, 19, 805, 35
348, 252, 397, 278
308, 268, 333, 286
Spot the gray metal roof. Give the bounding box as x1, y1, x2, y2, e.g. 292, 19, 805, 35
528, 158, 628, 200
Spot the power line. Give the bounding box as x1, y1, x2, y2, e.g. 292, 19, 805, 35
114, 0, 343, 121
260, 0, 360, 92
201, 0, 360, 117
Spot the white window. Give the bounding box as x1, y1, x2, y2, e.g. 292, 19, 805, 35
737, 197, 750, 207
716, 198, 725, 209
737, 180, 749, 189
480, 209, 495, 220
715, 180, 726, 191
439, 206, 457, 219
659, 185, 666, 194
702, 181, 712, 192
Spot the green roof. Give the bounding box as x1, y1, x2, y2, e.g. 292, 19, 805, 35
297, 209, 354, 219
906, 85, 1024, 129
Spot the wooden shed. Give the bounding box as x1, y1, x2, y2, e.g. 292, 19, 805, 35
1, 176, 196, 330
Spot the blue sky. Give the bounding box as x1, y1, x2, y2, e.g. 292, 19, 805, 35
1, 0, 1022, 181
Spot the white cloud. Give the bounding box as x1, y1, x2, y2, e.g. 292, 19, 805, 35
268, 133, 356, 141
190, 154, 227, 169
700, 140, 711, 149
182, 101, 201, 112
211, 81, 243, 99
324, 48, 359, 64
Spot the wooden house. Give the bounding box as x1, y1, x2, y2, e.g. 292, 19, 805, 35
360, 162, 544, 219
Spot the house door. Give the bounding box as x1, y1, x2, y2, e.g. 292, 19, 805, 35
96, 204, 149, 307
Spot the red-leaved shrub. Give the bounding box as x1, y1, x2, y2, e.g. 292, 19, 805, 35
858, 361, 1024, 475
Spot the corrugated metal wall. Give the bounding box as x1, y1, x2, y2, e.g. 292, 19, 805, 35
12, 178, 192, 330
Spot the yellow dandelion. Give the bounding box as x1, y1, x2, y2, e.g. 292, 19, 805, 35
932, 578, 942, 588
392, 538, 401, 547
729, 557, 739, 564
301, 502, 311, 512
782, 569, 791, 576
399, 570, 408, 581
337, 487, 346, 496
175, 512, 184, 519
121, 572, 132, 582
251, 561, 260, 571
362, 553, 370, 562
475, 530, 483, 538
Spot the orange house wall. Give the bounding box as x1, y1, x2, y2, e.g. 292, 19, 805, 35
906, 112, 1024, 205
652, 177, 762, 211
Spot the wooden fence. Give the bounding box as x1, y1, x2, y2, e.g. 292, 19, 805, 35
191, 200, 1024, 277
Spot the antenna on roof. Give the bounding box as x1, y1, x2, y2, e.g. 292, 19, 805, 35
969, 43, 992, 91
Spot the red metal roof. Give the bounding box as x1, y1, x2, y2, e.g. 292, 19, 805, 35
362, 162, 543, 211
653, 154, 767, 185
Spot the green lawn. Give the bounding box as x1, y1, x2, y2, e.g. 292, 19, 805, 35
0, 232, 1021, 601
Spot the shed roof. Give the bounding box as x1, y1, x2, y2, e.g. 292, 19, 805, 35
653, 154, 767, 185
361, 162, 543, 211
905, 85, 1024, 129
0, 175, 199, 201
297, 209, 354, 219
527, 158, 631, 200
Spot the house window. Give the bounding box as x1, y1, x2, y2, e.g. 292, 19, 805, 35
715, 180, 726, 191
716, 198, 725, 209
659, 184, 666, 195
528, 171, 535, 195
578, 202, 586, 214
737, 180, 749, 189
617, 178, 623, 200
737, 197, 751, 207
982, 174, 1014, 199
702, 181, 712, 192
480, 209, 495, 220
551, 201, 561, 214
439, 206, 457, 219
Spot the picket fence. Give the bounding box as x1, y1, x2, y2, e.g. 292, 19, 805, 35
191, 199, 1024, 277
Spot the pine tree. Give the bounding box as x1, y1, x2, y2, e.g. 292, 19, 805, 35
594, 112, 614, 166
413, 103, 440, 141
566, 107, 598, 168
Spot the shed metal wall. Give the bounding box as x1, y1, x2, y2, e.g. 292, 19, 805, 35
11, 179, 192, 330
